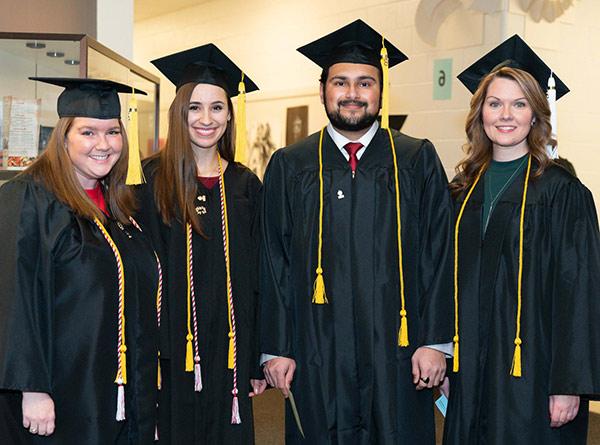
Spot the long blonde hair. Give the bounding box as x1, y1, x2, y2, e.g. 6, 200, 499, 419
451, 67, 552, 196
25, 117, 135, 224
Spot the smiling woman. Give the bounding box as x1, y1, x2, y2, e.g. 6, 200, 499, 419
66, 118, 124, 189
0, 78, 161, 444
136, 43, 265, 444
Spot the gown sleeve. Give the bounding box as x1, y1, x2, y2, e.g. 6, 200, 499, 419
0, 179, 57, 394
415, 141, 454, 347
259, 149, 295, 358
548, 179, 600, 397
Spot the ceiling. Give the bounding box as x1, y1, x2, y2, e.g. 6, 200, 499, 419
134, 0, 209, 22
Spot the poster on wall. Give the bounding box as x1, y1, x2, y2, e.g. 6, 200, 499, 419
4, 97, 41, 169
285, 105, 308, 145
247, 122, 279, 180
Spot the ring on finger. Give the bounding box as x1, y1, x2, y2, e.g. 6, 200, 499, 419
420, 376, 430, 384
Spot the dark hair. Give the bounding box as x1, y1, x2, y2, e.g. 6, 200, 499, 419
450, 66, 552, 196
25, 117, 135, 224
153, 82, 236, 234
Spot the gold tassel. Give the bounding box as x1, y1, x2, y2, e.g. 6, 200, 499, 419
157, 353, 162, 389
234, 75, 247, 165
185, 333, 194, 372
510, 338, 522, 377
312, 267, 327, 304
126, 89, 145, 185
228, 332, 235, 370
312, 129, 328, 305
380, 37, 390, 129
398, 309, 408, 346
453, 335, 460, 372
119, 345, 128, 384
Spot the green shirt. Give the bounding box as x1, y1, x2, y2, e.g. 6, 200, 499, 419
482, 154, 528, 236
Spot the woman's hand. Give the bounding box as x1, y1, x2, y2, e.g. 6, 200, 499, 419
549, 395, 580, 428
22, 392, 55, 436
249, 379, 268, 397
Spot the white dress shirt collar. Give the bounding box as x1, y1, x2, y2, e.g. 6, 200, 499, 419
326, 120, 379, 160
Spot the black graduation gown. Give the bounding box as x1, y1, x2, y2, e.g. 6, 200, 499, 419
443, 164, 600, 445
0, 175, 159, 445
137, 160, 262, 444
259, 128, 454, 444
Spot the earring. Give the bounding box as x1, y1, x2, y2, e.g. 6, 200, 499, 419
531, 118, 536, 126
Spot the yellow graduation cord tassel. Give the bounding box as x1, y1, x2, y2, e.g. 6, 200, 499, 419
313, 128, 328, 304
384, 128, 408, 347
452, 169, 483, 372
126, 88, 145, 185
234, 74, 248, 165
217, 154, 238, 370
380, 37, 390, 130
453, 156, 531, 377
185, 223, 194, 372
510, 155, 532, 378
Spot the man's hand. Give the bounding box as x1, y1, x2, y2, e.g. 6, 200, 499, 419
263, 357, 296, 398
411, 347, 446, 390
249, 379, 268, 397
22, 392, 55, 436
549, 395, 580, 428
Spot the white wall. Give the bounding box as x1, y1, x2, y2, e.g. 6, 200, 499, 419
97, 0, 134, 59
134, 0, 600, 202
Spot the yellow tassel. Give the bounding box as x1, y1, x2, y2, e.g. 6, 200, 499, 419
157, 354, 162, 390
510, 338, 522, 377
312, 267, 328, 304
185, 333, 194, 372
453, 335, 460, 372
234, 77, 247, 165
126, 90, 145, 185
228, 332, 235, 370
119, 345, 128, 384
398, 309, 409, 347
380, 38, 390, 130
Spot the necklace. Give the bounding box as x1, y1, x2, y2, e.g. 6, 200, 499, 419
483, 156, 528, 233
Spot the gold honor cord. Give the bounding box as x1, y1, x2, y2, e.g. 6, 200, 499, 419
312, 127, 328, 304
385, 128, 408, 347
452, 169, 483, 372
510, 154, 532, 377
93, 217, 127, 421
452, 155, 531, 377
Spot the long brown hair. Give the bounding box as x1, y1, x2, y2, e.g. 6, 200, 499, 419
153, 82, 236, 234
451, 67, 552, 196
24, 117, 135, 224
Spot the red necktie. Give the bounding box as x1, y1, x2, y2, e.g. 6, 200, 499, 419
344, 142, 363, 175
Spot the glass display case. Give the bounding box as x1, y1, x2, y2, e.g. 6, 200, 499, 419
0, 32, 160, 181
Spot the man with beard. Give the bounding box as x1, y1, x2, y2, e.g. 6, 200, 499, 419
259, 20, 454, 444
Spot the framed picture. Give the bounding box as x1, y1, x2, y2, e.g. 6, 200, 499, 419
285, 105, 308, 145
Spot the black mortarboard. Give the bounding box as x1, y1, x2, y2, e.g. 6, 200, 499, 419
29, 77, 146, 119
151, 43, 259, 96
297, 19, 408, 69
457, 34, 569, 99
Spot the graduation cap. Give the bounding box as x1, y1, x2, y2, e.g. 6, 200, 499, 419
150, 43, 258, 96
29, 77, 147, 184
457, 34, 569, 99
29, 77, 147, 119
152, 43, 258, 164
297, 19, 408, 69
458, 35, 569, 160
